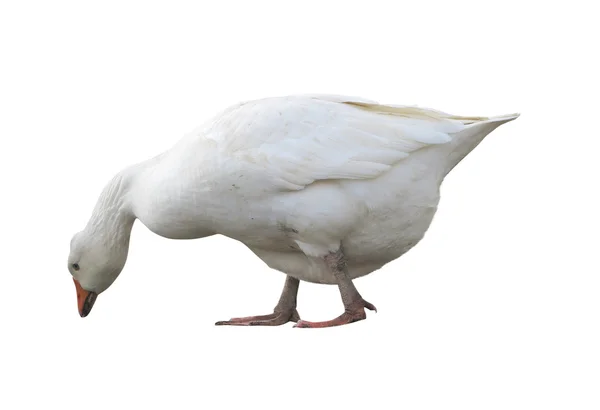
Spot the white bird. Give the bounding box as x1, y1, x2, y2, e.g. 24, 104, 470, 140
68, 94, 519, 327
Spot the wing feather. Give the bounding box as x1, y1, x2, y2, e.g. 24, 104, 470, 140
203, 95, 470, 191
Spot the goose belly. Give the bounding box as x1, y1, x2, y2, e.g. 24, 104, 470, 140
250, 177, 441, 284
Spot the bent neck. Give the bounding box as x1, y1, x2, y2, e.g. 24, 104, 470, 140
84, 168, 137, 252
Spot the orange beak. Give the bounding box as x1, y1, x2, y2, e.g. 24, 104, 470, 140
73, 278, 98, 317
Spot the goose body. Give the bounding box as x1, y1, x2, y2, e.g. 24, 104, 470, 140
69, 94, 519, 326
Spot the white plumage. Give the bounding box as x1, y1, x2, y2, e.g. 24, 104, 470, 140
201, 95, 463, 190
68, 94, 519, 323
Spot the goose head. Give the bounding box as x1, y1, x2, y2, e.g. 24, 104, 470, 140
68, 228, 130, 317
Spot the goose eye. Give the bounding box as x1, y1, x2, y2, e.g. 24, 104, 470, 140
72, 263, 80, 271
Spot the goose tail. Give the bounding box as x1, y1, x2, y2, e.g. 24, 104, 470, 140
443, 112, 520, 175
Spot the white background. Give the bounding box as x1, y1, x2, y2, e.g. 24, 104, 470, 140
1, 1, 598, 409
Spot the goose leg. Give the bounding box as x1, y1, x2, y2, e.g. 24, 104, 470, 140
294, 249, 376, 328
215, 276, 300, 326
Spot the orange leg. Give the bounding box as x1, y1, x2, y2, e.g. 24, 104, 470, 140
215, 276, 300, 326
295, 249, 377, 328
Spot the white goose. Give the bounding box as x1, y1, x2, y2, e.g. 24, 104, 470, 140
68, 94, 519, 327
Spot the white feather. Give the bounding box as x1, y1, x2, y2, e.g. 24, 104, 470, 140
199, 95, 473, 192
70, 94, 519, 292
